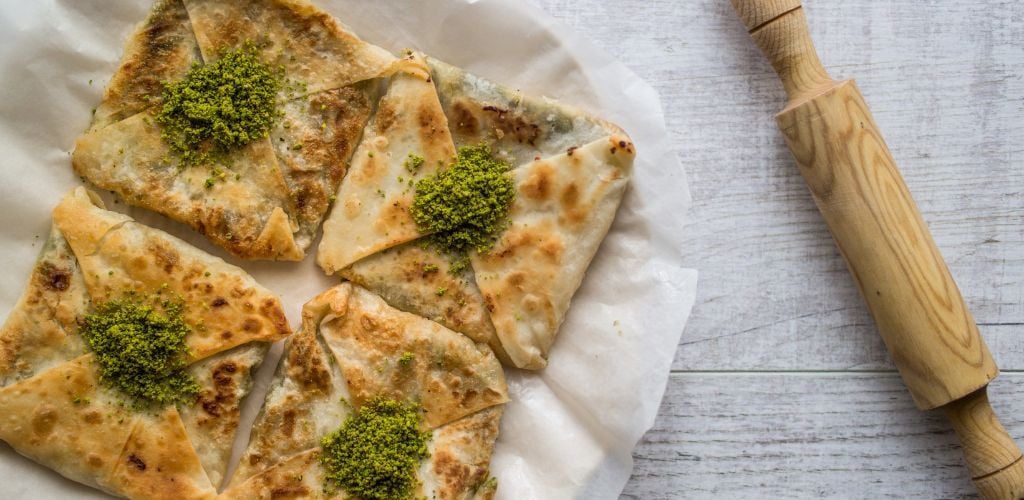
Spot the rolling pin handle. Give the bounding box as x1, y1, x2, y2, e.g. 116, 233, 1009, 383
730, 0, 834, 103
944, 388, 1024, 499
732, 0, 1024, 497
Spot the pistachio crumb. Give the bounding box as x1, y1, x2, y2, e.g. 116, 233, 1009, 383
80, 294, 198, 409
403, 153, 424, 174
320, 398, 429, 500
410, 144, 515, 273
157, 43, 283, 166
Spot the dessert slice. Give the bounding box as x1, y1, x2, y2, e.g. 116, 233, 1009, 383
0, 187, 292, 497
224, 283, 506, 499
75, 0, 397, 260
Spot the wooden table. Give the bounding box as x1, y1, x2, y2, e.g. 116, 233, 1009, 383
527, 0, 1024, 497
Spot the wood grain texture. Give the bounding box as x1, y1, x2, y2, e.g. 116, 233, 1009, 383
778, 79, 997, 410
529, 0, 1023, 372
526, 0, 1023, 497
946, 389, 1024, 498
741, 0, 1002, 413
622, 373, 1024, 498
731, 0, 800, 33
733, 1, 833, 100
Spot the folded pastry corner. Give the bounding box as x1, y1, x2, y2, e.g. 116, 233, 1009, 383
76, 0, 398, 261
319, 53, 635, 370
224, 283, 507, 499
0, 187, 292, 498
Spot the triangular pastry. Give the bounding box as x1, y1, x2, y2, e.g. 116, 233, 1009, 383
469, 135, 634, 369
224, 283, 507, 499
0, 187, 291, 497
75, 0, 397, 260
317, 55, 456, 274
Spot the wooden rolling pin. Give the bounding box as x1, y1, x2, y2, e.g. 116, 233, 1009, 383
730, 1, 1024, 497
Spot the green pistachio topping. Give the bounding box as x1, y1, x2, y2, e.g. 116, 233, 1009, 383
403, 153, 425, 173
80, 294, 198, 408
398, 352, 415, 366
157, 44, 283, 165
320, 398, 430, 500
410, 145, 515, 266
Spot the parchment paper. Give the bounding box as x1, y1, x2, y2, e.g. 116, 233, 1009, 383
0, 1, 697, 498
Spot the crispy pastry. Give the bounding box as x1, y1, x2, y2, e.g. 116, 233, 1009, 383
73, 0, 394, 260
0, 187, 292, 498
316, 55, 455, 274
223, 283, 507, 499
318, 55, 634, 369
470, 135, 634, 368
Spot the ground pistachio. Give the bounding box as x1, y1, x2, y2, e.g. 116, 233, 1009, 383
157, 44, 283, 166
80, 293, 198, 408
320, 398, 431, 500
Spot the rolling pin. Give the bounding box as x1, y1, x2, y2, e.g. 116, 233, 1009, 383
729, 1, 1024, 497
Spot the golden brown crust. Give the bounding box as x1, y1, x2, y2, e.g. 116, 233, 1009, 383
316, 284, 508, 430
230, 315, 350, 486
270, 83, 378, 250
418, 406, 504, 500
0, 189, 288, 497
182, 0, 395, 95
426, 55, 624, 168
79, 0, 399, 261
226, 284, 507, 496
220, 449, 336, 499
0, 225, 90, 385
179, 342, 268, 489
227, 407, 505, 500
340, 240, 511, 365
226, 405, 503, 500
105, 406, 217, 499
72, 111, 304, 261
317, 59, 457, 274
253, 206, 304, 261
52, 187, 292, 361
50, 188, 132, 256
335, 56, 636, 370
90, 0, 202, 132
0, 355, 135, 494
471, 135, 635, 369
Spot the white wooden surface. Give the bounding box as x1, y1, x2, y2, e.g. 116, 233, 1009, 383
525, 0, 1024, 497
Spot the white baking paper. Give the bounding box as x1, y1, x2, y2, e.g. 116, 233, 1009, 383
0, 1, 697, 498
